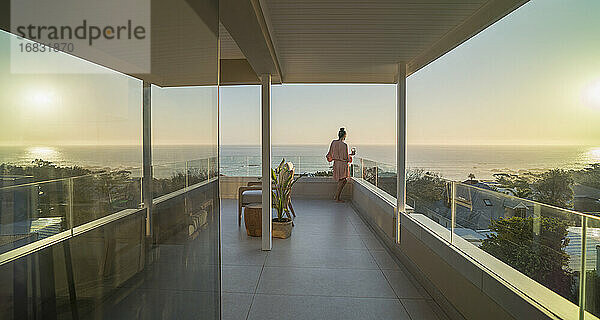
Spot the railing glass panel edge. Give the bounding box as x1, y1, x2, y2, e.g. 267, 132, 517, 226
351, 156, 600, 319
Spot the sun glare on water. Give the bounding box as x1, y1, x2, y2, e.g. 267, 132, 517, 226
26, 147, 60, 162
586, 147, 600, 162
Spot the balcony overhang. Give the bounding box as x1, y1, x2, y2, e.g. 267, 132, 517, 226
0, 0, 220, 87
1, 0, 529, 86
223, 0, 529, 84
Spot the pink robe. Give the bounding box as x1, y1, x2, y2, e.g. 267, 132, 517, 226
326, 139, 352, 180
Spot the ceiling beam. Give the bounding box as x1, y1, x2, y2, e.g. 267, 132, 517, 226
251, 0, 283, 82
220, 0, 280, 81
220, 59, 260, 85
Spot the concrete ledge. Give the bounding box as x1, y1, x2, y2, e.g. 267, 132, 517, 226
153, 177, 218, 205
291, 176, 352, 199
219, 176, 352, 200
219, 176, 258, 199
350, 178, 464, 320
351, 178, 396, 240
350, 178, 582, 320
407, 215, 584, 320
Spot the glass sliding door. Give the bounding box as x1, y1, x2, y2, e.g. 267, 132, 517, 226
0, 27, 145, 318
149, 84, 220, 317
146, 0, 221, 318
0, 0, 220, 318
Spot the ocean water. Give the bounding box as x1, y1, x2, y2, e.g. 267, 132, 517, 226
0, 145, 216, 170
223, 144, 600, 180
0, 144, 599, 180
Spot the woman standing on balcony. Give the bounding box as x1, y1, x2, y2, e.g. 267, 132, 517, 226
326, 128, 356, 202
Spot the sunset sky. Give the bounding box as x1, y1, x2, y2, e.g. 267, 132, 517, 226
1, 0, 599, 146
221, 0, 600, 146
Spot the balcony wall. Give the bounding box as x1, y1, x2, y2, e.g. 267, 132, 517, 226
227, 173, 564, 318
3, 174, 584, 319
219, 176, 352, 200
0, 208, 147, 319
350, 177, 581, 320
0, 179, 219, 319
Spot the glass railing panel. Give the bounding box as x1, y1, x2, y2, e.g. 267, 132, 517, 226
306, 155, 331, 176
246, 156, 261, 177
220, 155, 336, 177
275, 156, 300, 173
221, 156, 261, 177
288, 156, 303, 174
276, 156, 330, 176
208, 156, 219, 179
405, 170, 451, 231
362, 159, 378, 186
351, 159, 362, 178
351, 156, 600, 316
71, 171, 142, 227
150, 158, 218, 198
68, 208, 146, 317
218, 156, 241, 177
0, 188, 146, 318
186, 159, 209, 187
452, 182, 582, 303
584, 215, 600, 317
152, 161, 187, 198
377, 162, 397, 198
0, 240, 77, 318
0, 179, 71, 253
310, 156, 330, 175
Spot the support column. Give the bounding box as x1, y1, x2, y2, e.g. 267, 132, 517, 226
261, 74, 272, 251
396, 63, 407, 244
142, 81, 153, 238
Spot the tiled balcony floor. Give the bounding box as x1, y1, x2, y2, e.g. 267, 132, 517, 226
221, 199, 448, 320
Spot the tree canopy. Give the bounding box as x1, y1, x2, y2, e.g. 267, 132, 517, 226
406, 169, 446, 203
532, 169, 574, 209
481, 216, 574, 300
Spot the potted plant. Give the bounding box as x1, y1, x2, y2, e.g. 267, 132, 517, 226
271, 159, 305, 238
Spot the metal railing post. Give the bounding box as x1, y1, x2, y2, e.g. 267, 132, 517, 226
67, 177, 74, 233
396, 62, 407, 244
207, 158, 211, 180
142, 81, 153, 238
579, 216, 588, 320
260, 74, 272, 251
360, 158, 364, 179
451, 181, 456, 243
185, 161, 189, 189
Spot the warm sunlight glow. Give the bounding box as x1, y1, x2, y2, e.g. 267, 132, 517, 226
32, 92, 53, 105
587, 147, 600, 161
582, 79, 600, 109
26, 146, 58, 160
25, 88, 57, 111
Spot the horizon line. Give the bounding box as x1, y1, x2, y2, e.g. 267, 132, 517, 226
0, 143, 598, 147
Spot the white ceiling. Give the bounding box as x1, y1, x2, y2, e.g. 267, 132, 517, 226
254, 0, 525, 83
1, 0, 528, 86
